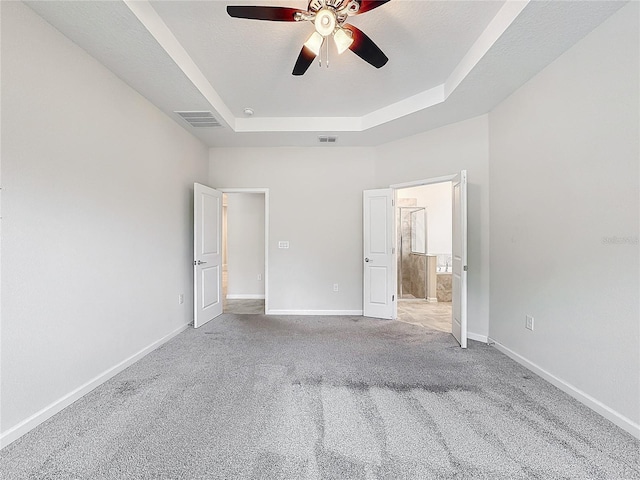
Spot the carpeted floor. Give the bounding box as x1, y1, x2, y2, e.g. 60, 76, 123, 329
1, 314, 638, 479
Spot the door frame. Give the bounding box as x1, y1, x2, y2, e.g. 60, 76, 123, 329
217, 188, 270, 314
390, 174, 462, 341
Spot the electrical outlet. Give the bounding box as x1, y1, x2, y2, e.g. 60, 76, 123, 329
178, 294, 184, 305
257, 274, 262, 281
333, 283, 339, 292
526, 315, 534, 331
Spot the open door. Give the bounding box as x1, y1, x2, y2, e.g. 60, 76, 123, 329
194, 183, 223, 328
451, 171, 468, 347
363, 188, 396, 319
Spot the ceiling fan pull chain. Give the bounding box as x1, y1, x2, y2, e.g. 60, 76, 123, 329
326, 36, 330, 68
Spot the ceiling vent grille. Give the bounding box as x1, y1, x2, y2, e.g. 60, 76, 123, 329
175, 111, 221, 128
318, 135, 338, 144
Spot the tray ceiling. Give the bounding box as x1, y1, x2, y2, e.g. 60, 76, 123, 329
25, 0, 626, 147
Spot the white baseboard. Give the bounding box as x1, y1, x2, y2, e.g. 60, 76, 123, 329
226, 294, 265, 300
427, 297, 438, 303
467, 332, 488, 343
266, 309, 364, 316
0, 322, 190, 450
488, 337, 640, 440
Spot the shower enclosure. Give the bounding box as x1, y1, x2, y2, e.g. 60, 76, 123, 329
398, 207, 429, 299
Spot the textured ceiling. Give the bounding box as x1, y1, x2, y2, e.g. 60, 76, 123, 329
25, 0, 626, 147
150, 0, 504, 118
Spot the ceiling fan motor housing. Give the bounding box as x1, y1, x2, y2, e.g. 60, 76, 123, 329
315, 9, 336, 36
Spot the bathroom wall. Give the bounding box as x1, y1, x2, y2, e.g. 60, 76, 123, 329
397, 183, 454, 301
396, 183, 452, 257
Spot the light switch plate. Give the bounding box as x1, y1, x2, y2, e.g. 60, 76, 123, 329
526, 315, 534, 331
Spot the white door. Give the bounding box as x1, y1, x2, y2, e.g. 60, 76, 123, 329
194, 183, 223, 328
363, 188, 396, 319
451, 171, 468, 347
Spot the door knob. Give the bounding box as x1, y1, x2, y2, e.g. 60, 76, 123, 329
194, 260, 207, 265
365, 258, 371, 263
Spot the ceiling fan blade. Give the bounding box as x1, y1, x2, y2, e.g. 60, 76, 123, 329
357, 0, 391, 14
343, 24, 388, 68
292, 44, 318, 76
226, 6, 304, 21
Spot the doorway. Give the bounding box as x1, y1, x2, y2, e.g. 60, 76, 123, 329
394, 181, 453, 333
220, 189, 269, 315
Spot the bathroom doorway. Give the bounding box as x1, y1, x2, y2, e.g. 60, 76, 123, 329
395, 181, 453, 333
220, 189, 269, 315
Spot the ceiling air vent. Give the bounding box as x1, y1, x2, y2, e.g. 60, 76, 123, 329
175, 111, 221, 128
318, 135, 338, 144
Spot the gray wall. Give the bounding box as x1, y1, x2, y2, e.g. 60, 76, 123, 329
488, 2, 639, 426
1, 2, 209, 438
210, 115, 490, 337
210, 147, 378, 314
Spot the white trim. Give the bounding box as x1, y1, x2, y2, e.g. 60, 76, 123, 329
444, 1, 529, 97
488, 337, 640, 439
427, 297, 438, 303
390, 175, 456, 190
216, 188, 269, 194
226, 294, 265, 300
0, 323, 190, 450
266, 309, 363, 316
216, 188, 269, 315
467, 332, 488, 343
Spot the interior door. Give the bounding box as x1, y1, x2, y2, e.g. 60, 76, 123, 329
194, 183, 223, 328
363, 188, 396, 319
451, 171, 468, 347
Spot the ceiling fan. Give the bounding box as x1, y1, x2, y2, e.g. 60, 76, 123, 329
227, 0, 390, 75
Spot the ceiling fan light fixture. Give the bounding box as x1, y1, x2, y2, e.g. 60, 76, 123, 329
227, 0, 391, 76
314, 9, 336, 36
304, 31, 324, 56
334, 28, 353, 54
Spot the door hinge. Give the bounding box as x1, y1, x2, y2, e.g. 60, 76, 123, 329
392, 199, 395, 207
392, 294, 395, 302
463, 265, 468, 271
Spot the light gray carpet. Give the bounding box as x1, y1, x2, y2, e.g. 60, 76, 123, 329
1, 314, 639, 479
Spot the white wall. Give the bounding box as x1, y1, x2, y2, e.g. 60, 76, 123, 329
225, 193, 265, 299
210, 147, 378, 314
489, 1, 639, 432
375, 116, 491, 339
397, 183, 453, 257
0, 2, 209, 444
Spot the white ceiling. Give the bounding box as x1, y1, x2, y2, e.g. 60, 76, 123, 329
25, 0, 626, 148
